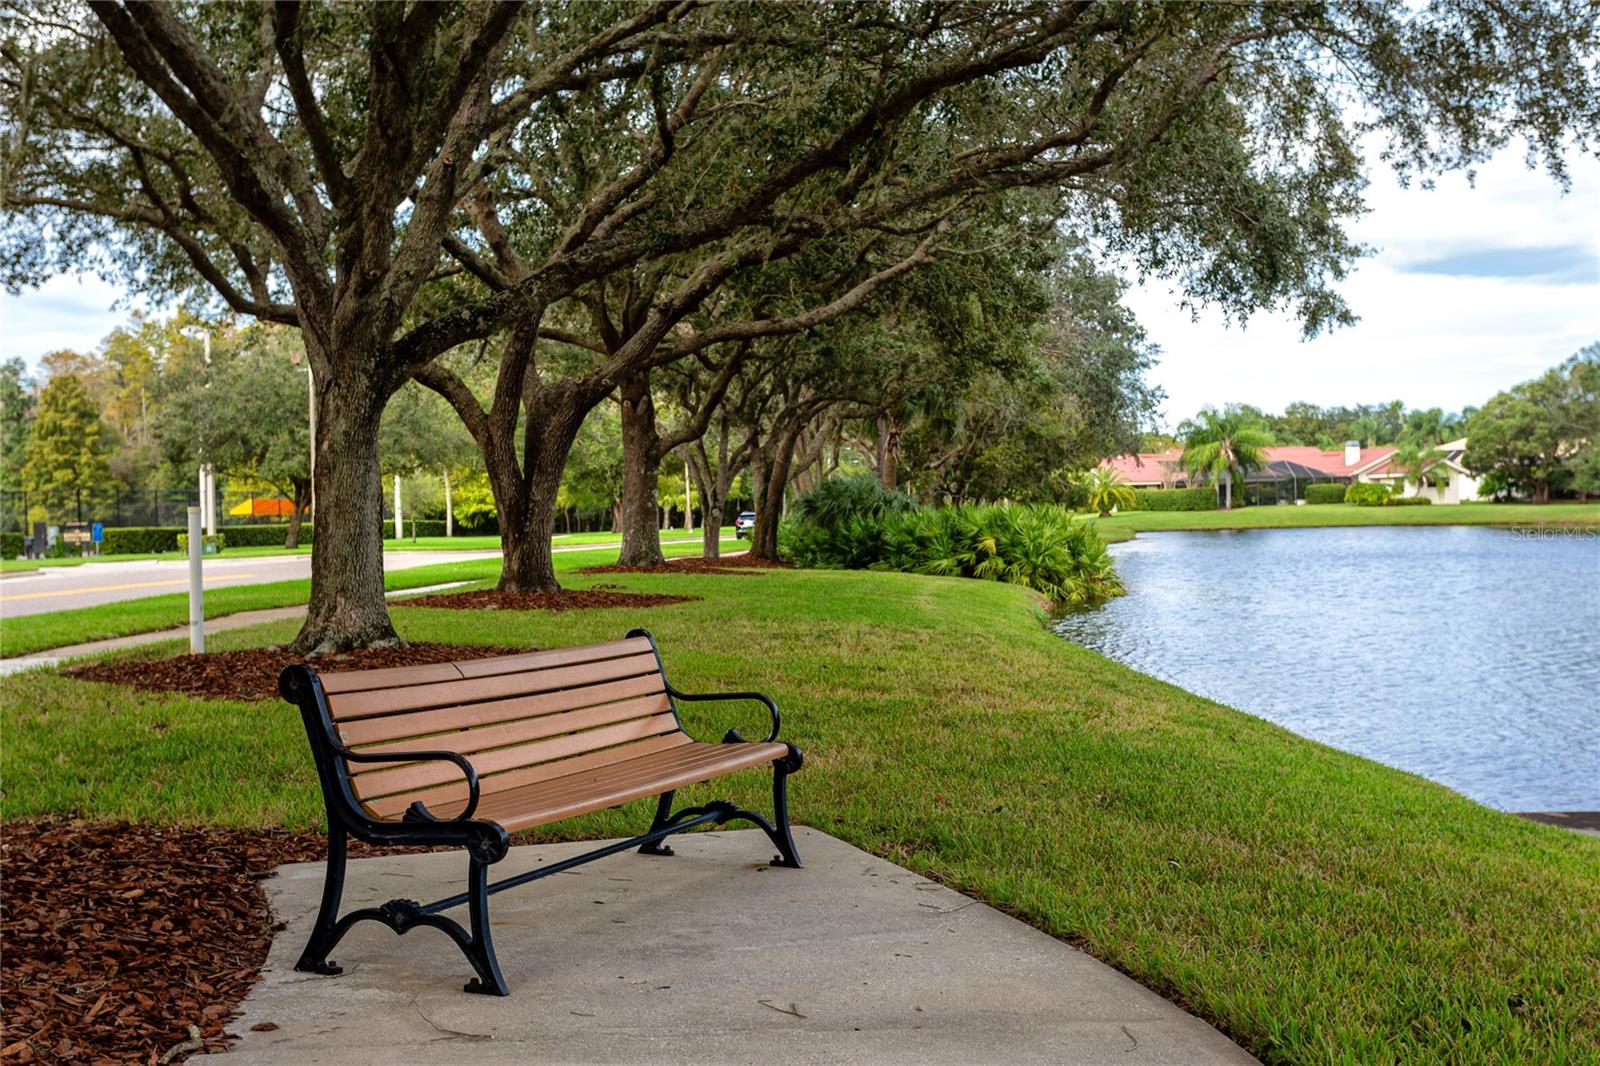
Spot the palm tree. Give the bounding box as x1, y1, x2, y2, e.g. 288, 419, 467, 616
1394, 441, 1452, 497
1083, 467, 1135, 516
1180, 408, 1273, 509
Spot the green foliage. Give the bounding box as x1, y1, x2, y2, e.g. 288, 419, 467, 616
790, 475, 914, 531
1466, 345, 1599, 502
1, 531, 22, 558
21, 374, 113, 521
1179, 407, 1273, 510
1131, 488, 1218, 512
1082, 468, 1136, 517
175, 533, 225, 554
1303, 483, 1348, 505
1344, 482, 1392, 506
99, 527, 180, 554
0, 357, 33, 506
785, 501, 1123, 608
1384, 495, 1431, 507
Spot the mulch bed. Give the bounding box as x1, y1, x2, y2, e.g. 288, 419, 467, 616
405, 588, 699, 611
60, 643, 525, 704
578, 555, 791, 576
0, 819, 429, 1064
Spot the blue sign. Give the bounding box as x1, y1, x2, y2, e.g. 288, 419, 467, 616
91, 522, 104, 543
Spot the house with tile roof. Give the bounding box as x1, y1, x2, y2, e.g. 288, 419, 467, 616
1099, 439, 1481, 504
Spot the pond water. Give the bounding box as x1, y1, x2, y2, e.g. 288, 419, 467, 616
1054, 525, 1600, 811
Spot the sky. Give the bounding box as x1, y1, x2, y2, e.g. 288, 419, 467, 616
1123, 146, 1600, 427
1, 145, 1596, 429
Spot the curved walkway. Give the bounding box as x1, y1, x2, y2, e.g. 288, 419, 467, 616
221, 828, 1253, 1065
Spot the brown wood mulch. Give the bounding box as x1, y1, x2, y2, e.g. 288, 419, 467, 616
404, 588, 699, 611
60, 643, 525, 704
578, 555, 791, 576
0, 819, 422, 1065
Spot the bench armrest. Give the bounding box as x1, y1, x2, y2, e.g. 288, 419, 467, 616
665, 684, 782, 744
335, 743, 482, 822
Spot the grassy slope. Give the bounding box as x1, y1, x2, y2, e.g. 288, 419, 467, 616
1095, 501, 1600, 540
0, 540, 732, 657
3, 563, 1596, 1064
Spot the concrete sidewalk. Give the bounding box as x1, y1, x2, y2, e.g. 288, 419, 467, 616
221, 828, 1253, 1065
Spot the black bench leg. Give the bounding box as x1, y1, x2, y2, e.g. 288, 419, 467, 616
461, 854, 509, 996
296, 823, 348, 975
767, 751, 803, 869
638, 790, 677, 856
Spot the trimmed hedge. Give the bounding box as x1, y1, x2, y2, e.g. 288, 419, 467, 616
1303, 483, 1347, 505
2, 532, 22, 558
1131, 487, 1217, 511
176, 533, 226, 554
1385, 495, 1432, 506
100, 527, 182, 554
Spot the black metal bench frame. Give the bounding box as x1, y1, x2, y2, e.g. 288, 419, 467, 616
278, 628, 804, 996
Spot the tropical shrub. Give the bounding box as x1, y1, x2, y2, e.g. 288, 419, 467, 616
1082, 468, 1136, 516
791, 474, 915, 531
1303, 483, 1347, 504
1344, 482, 1391, 506
1130, 487, 1217, 511
2, 531, 22, 558
1384, 495, 1432, 506
783, 501, 1123, 607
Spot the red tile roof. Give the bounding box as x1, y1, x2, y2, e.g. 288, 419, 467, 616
1099, 445, 1398, 483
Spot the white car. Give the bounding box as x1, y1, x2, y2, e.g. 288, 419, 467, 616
734, 511, 757, 538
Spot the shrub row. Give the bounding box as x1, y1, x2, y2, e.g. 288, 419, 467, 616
175, 533, 226, 554
1303, 483, 1348, 505
1, 532, 21, 558
1384, 495, 1432, 506
1130, 487, 1217, 511
782, 495, 1124, 607
385, 518, 449, 538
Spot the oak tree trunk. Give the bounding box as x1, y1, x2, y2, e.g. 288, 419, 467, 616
616, 370, 667, 567
285, 477, 309, 549
291, 371, 399, 654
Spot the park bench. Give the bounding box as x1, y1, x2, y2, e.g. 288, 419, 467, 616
277, 628, 804, 996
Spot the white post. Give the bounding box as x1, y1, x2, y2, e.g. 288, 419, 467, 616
187, 506, 204, 653
204, 465, 218, 535
393, 473, 403, 541
443, 467, 453, 538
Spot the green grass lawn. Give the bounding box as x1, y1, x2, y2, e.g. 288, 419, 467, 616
0, 539, 736, 657
1094, 501, 1600, 542
3, 560, 1595, 1064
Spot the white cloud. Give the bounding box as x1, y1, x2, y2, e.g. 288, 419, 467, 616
0, 273, 170, 369
1131, 146, 1600, 425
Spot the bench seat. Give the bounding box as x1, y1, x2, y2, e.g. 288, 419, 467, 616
471, 739, 791, 833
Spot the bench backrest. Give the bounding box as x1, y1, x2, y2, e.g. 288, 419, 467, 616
302, 636, 685, 820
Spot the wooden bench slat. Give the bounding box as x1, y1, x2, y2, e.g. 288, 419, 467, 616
335, 673, 668, 747
346, 693, 674, 769
316, 661, 464, 695
326, 652, 663, 720
450, 638, 655, 679
476, 741, 789, 833
360, 732, 693, 820
351, 713, 682, 800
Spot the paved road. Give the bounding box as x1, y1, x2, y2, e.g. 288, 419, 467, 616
0, 549, 500, 617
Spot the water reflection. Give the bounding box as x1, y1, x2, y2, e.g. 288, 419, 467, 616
1054, 525, 1600, 810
